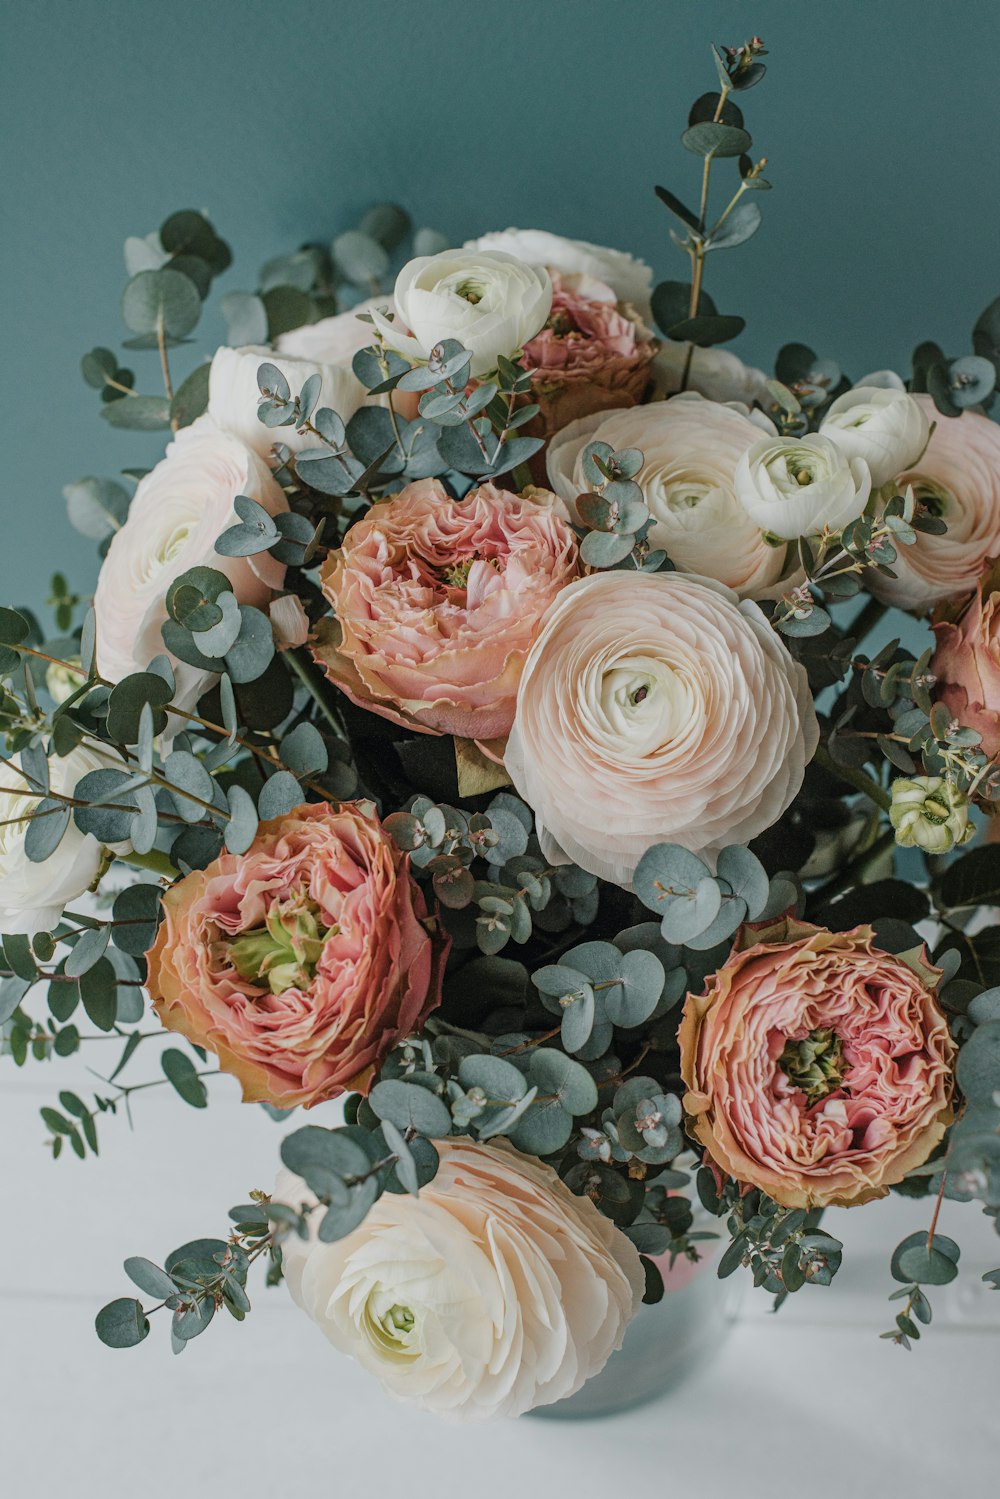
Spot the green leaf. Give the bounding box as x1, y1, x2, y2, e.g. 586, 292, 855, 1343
121, 268, 201, 339
716, 845, 770, 920
332, 230, 390, 287
224, 605, 275, 684
317, 1178, 380, 1242
681, 122, 752, 158
170, 363, 211, 428
24, 799, 71, 863
100, 396, 172, 431
280, 721, 328, 776
956, 1020, 1000, 1105
369, 1079, 452, 1138
224, 785, 258, 855
124, 1257, 178, 1299
528, 1049, 598, 1114
663, 313, 746, 346
705, 200, 762, 252
95, 1298, 150, 1349
65, 924, 111, 978
106, 671, 172, 742
80, 957, 118, 1031
358, 203, 411, 250
257, 771, 303, 821
220, 291, 268, 346
380, 1118, 419, 1194
161, 1048, 209, 1108
650, 280, 716, 335
63, 477, 130, 540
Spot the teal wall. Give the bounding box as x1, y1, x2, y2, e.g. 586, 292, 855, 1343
4, 0, 1000, 612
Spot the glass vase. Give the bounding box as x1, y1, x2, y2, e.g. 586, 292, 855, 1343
531, 1235, 740, 1420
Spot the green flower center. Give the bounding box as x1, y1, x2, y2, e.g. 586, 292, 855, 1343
228, 896, 335, 995
455, 277, 485, 305
778, 1027, 846, 1106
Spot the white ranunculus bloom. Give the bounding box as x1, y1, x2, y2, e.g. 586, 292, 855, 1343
93, 416, 288, 713
852, 369, 906, 391
275, 296, 389, 369
652, 342, 772, 407
820, 386, 929, 487
545, 396, 798, 601
463, 228, 653, 318
371, 249, 552, 378
504, 571, 818, 889
734, 431, 872, 540
275, 1138, 643, 1422
209, 343, 368, 460
0, 743, 127, 935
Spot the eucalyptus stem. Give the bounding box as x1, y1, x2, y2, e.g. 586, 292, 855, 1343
849, 596, 889, 649
284, 649, 347, 740
813, 743, 892, 812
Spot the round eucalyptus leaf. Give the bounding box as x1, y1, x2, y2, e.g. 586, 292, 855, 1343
897, 1242, 960, 1286
716, 844, 770, 918
224, 605, 275, 684
660, 876, 723, 944
317, 1177, 380, 1242
956, 1020, 1000, 1105
528, 1049, 598, 1115
332, 230, 390, 287
95, 1298, 149, 1349
123, 1256, 177, 1300
603, 949, 666, 1027
64, 923, 111, 979
682, 122, 751, 158
281, 1125, 373, 1183
359, 202, 411, 250
510, 1096, 573, 1155
681, 893, 746, 951
458, 1054, 528, 1103
23, 798, 71, 863
257, 771, 303, 822
560, 983, 596, 1052
121, 268, 201, 338
580, 529, 636, 568
369, 1079, 452, 1138
280, 721, 328, 777
948, 355, 996, 409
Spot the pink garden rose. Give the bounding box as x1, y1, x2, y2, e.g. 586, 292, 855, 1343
314, 479, 582, 743
504, 570, 818, 888
521, 273, 655, 437
679, 920, 955, 1209
93, 416, 288, 712
932, 582, 1000, 757
866, 396, 1000, 611
147, 801, 449, 1108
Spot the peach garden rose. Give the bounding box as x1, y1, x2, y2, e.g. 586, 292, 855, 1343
275, 1137, 643, 1421
932, 581, 1000, 758
520, 272, 656, 437
504, 570, 818, 888
678, 920, 956, 1209
146, 801, 449, 1108
314, 478, 582, 743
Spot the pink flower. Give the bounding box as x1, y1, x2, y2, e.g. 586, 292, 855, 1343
867, 396, 1000, 611
147, 802, 449, 1108
521, 273, 655, 437
678, 920, 955, 1208
932, 583, 1000, 757
314, 479, 582, 743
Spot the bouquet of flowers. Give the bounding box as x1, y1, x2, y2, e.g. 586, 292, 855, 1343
4, 35, 1000, 1421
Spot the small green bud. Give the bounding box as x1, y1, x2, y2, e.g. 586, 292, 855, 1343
889, 775, 975, 854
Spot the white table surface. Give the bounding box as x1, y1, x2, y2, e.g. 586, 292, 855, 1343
3, 1050, 999, 1499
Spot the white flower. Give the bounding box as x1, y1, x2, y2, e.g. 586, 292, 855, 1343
852, 369, 906, 391
652, 343, 771, 407
820, 386, 929, 487
504, 571, 818, 889
209, 343, 368, 460
545, 396, 798, 601
890, 776, 975, 854
371, 249, 552, 378
275, 296, 389, 368
93, 416, 288, 713
734, 431, 872, 540
463, 228, 653, 318
275, 1138, 643, 1422
45, 657, 85, 705
0, 743, 127, 935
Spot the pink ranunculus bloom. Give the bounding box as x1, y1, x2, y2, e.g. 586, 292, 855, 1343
932, 583, 1000, 758
866, 395, 1000, 612
147, 802, 449, 1108
521, 273, 656, 437
678, 920, 956, 1209
314, 478, 583, 743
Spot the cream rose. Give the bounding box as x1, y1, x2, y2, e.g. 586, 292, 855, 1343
208, 343, 368, 460
504, 571, 818, 888
0, 743, 127, 935
93, 416, 288, 712
734, 431, 872, 540
464, 228, 654, 319
652, 343, 771, 407
546, 395, 797, 601
865, 396, 1000, 611
819, 385, 929, 487
370, 249, 552, 377
275, 1138, 643, 1421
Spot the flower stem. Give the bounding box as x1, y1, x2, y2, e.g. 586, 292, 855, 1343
813, 743, 892, 812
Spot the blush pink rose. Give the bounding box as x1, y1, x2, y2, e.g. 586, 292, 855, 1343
521, 273, 656, 438
147, 801, 449, 1108
866, 396, 1000, 611
678, 920, 955, 1209
932, 583, 1000, 757
314, 479, 582, 743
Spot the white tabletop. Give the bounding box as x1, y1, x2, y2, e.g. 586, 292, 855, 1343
3, 1053, 999, 1498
